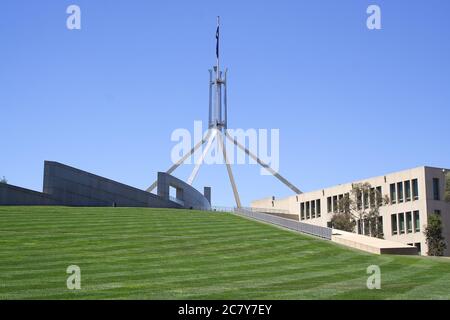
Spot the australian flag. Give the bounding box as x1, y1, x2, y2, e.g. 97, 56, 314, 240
216, 24, 219, 59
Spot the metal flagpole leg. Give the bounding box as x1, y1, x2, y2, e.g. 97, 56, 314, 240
187, 129, 217, 185
225, 130, 302, 195
217, 131, 242, 208
146, 129, 213, 192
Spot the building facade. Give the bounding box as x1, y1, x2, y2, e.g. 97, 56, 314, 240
251, 166, 450, 256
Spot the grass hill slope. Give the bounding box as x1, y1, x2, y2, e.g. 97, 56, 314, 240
1, 206, 449, 299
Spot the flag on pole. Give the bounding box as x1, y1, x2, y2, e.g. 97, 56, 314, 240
216, 19, 220, 59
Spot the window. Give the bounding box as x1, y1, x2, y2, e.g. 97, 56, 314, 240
356, 190, 362, 210
406, 212, 412, 233
369, 188, 375, 208
405, 181, 411, 202
300, 203, 305, 220
363, 190, 369, 209
316, 199, 321, 217
363, 219, 370, 236
414, 211, 420, 232
376, 186, 382, 206
434, 209, 441, 216
412, 179, 419, 200
377, 216, 383, 236
327, 197, 332, 213
306, 202, 310, 219
311, 200, 316, 219
397, 182, 404, 203
399, 213, 405, 234
391, 214, 398, 235
357, 219, 362, 235
390, 184, 396, 204
333, 196, 338, 213
433, 178, 440, 200
344, 193, 350, 212
338, 194, 344, 212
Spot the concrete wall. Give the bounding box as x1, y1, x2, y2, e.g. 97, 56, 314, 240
43, 161, 180, 208
0, 183, 58, 206
157, 172, 211, 210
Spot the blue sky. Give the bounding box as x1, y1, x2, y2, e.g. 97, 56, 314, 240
1, 0, 449, 206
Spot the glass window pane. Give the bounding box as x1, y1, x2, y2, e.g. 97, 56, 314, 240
405, 181, 411, 202
390, 184, 396, 204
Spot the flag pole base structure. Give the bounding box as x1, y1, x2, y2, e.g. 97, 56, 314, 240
146, 17, 301, 208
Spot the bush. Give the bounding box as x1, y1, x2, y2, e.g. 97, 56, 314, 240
424, 214, 447, 256
330, 212, 356, 232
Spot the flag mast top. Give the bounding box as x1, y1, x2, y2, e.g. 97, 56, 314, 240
216, 16, 220, 81
209, 16, 227, 130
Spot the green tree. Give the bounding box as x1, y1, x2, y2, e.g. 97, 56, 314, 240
331, 183, 387, 238
0, 176, 7, 184
330, 211, 356, 232
424, 214, 447, 256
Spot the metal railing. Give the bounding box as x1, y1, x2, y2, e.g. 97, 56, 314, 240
234, 208, 332, 240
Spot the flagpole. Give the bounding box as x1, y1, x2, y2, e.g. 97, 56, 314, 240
216, 16, 220, 82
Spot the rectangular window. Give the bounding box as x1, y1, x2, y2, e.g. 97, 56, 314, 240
311, 200, 316, 219
369, 188, 375, 208
406, 212, 412, 233
397, 182, 404, 203
412, 179, 419, 200
344, 193, 350, 212
433, 178, 440, 200
390, 184, 396, 204
306, 202, 310, 219
363, 219, 370, 236
357, 219, 362, 235
300, 203, 305, 220
405, 181, 411, 202
316, 199, 321, 217
376, 186, 382, 206
333, 196, 338, 213
391, 214, 398, 235
356, 190, 362, 210
377, 216, 383, 236
414, 211, 420, 232
399, 213, 405, 234
363, 190, 369, 209
327, 197, 332, 213
338, 194, 344, 212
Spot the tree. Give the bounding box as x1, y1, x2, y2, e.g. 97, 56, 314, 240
0, 176, 7, 184
331, 211, 356, 232
331, 183, 387, 238
424, 214, 447, 256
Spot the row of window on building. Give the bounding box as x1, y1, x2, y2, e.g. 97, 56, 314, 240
300, 199, 321, 220
325, 186, 383, 214
389, 179, 419, 204
391, 211, 420, 235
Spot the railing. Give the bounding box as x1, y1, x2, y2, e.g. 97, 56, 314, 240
234, 208, 332, 240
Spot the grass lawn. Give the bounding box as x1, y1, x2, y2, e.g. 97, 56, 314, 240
0, 206, 449, 300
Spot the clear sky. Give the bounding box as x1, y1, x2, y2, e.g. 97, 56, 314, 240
1, 0, 449, 207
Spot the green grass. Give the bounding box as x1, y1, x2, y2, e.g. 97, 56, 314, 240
0, 206, 450, 300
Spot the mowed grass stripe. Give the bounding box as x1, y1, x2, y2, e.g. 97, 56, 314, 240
1, 206, 450, 299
